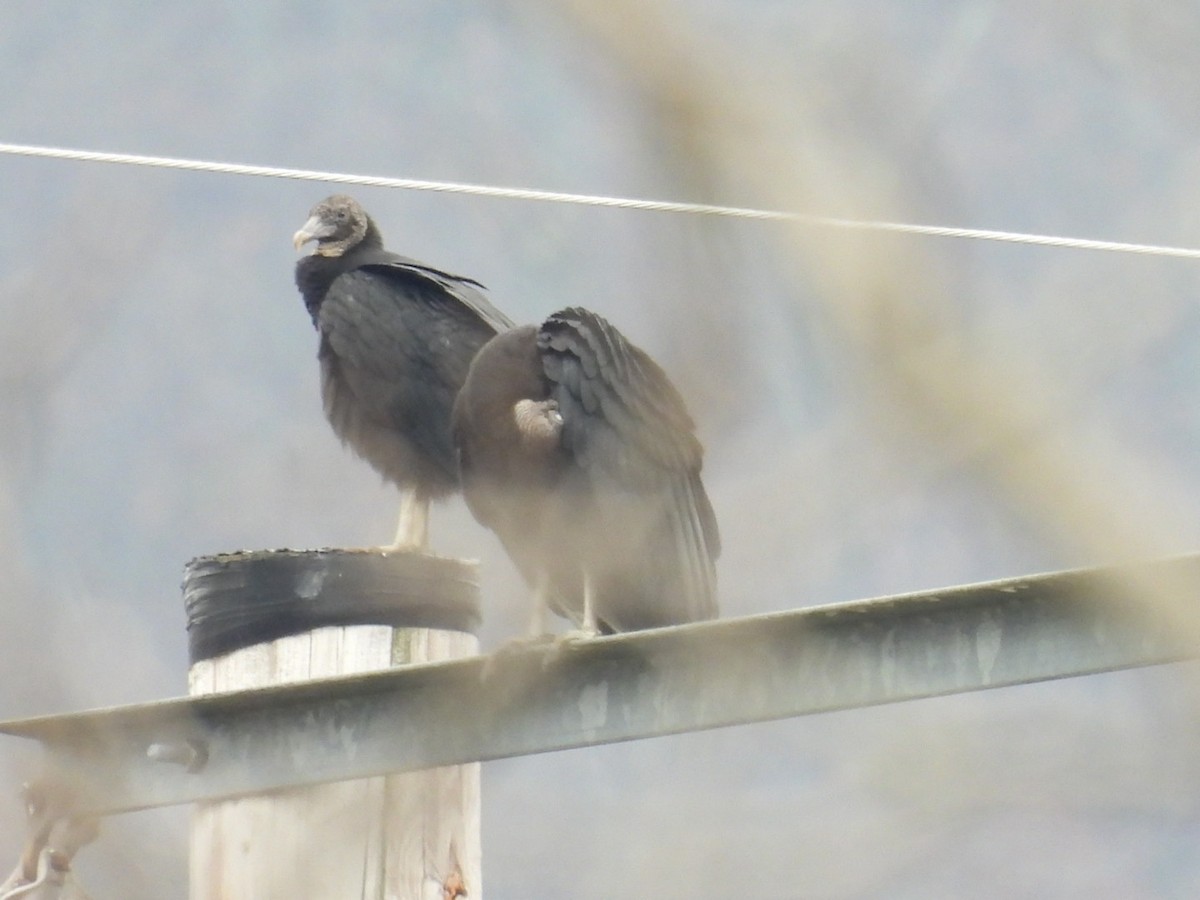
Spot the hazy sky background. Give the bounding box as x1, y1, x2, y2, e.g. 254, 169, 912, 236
4, 2, 1200, 896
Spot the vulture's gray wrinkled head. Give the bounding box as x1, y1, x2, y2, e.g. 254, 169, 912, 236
293, 194, 376, 257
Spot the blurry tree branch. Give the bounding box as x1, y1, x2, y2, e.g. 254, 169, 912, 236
0, 175, 163, 860
550, 0, 1200, 643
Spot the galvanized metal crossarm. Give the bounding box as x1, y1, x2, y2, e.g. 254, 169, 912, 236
2, 554, 1197, 815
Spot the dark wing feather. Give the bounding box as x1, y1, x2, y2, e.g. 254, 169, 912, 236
319, 263, 503, 487
356, 248, 517, 333
542, 308, 703, 478
538, 307, 719, 626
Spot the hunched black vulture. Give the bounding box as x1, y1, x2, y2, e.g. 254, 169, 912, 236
293, 194, 514, 550
452, 306, 720, 634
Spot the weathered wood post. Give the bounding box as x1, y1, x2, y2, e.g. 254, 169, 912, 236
183, 549, 481, 900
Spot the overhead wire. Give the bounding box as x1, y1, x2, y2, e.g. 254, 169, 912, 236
2, 140, 1200, 261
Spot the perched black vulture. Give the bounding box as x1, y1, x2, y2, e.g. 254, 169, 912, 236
453, 306, 720, 634
293, 194, 514, 549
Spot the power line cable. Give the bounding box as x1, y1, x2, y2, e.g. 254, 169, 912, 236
3, 141, 1200, 260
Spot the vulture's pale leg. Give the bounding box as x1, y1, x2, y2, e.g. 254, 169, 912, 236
532, 574, 599, 670
579, 572, 599, 637
479, 574, 557, 682
387, 492, 430, 552
526, 573, 553, 638
556, 573, 600, 644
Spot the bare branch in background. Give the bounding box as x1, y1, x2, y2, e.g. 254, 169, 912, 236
551, 0, 1200, 646
0, 174, 164, 859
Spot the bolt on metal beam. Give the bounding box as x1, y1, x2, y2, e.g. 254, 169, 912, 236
2, 554, 1198, 815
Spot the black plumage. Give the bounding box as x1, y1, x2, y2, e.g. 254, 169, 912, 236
293, 194, 513, 548
452, 306, 720, 633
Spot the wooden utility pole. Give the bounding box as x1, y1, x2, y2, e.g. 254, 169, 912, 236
183, 549, 481, 900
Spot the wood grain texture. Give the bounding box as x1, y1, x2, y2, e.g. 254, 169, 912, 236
189, 624, 480, 900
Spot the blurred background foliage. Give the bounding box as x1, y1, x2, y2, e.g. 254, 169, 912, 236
4, 1, 1200, 896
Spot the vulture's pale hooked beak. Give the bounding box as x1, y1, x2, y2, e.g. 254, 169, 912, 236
292, 215, 332, 252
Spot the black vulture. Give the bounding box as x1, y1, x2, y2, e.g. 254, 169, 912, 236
293, 194, 514, 550
452, 306, 720, 635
